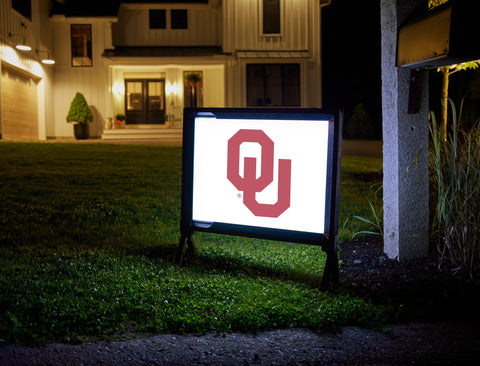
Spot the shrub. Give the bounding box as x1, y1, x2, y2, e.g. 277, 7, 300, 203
429, 99, 480, 279
66, 92, 93, 124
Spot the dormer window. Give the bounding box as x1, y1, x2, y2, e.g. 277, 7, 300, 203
149, 9, 166, 29
71, 24, 92, 67
171, 9, 188, 29
148, 9, 188, 30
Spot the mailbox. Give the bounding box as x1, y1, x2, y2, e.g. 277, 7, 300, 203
397, 0, 480, 68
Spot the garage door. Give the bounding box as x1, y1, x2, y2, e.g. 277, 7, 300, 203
1, 64, 38, 140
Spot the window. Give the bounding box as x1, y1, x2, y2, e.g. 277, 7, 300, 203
171, 9, 188, 29
71, 25, 92, 67
263, 0, 280, 34
149, 9, 188, 30
149, 9, 166, 29
247, 64, 300, 107
12, 0, 31, 20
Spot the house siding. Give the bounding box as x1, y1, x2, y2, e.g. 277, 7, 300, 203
113, 5, 221, 47
223, 0, 311, 52
51, 18, 114, 138
1, 0, 327, 141
223, 0, 323, 108
0, 0, 54, 140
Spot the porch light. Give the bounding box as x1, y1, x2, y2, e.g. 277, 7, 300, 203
37, 50, 55, 64
112, 83, 125, 95
16, 42, 31, 51
41, 54, 55, 64
11, 23, 31, 51
167, 82, 178, 96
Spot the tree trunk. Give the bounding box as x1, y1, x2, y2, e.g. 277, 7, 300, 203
440, 67, 450, 141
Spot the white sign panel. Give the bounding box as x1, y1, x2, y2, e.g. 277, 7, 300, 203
192, 117, 330, 235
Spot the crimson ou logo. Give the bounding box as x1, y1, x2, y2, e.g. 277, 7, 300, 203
227, 129, 291, 218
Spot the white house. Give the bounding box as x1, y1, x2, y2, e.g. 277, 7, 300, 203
0, 0, 330, 141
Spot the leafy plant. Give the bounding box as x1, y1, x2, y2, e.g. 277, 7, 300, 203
351, 179, 383, 239
428, 0, 448, 9
184, 72, 202, 87
429, 98, 480, 278
66, 92, 93, 124
437, 61, 480, 140
352, 199, 384, 239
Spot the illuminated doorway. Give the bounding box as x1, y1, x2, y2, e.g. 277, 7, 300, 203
125, 79, 166, 124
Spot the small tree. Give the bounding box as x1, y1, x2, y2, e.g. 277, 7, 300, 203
66, 92, 93, 124
437, 61, 480, 140
345, 103, 374, 140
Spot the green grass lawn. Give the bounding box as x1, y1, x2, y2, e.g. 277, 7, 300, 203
0, 142, 383, 344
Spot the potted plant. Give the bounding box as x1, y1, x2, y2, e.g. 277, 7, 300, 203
66, 92, 93, 139
184, 73, 202, 107
115, 114, 126, 128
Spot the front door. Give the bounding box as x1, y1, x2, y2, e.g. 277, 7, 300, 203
125, 79, 165, 124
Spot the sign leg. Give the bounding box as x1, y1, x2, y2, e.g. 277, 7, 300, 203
176, 235, 196, 265
320, 247, 339, 291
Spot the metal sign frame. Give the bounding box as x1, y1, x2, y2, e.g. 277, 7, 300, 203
177, 108, 342, 289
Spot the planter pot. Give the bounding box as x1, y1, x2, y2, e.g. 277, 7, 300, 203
74, 124, 89, 140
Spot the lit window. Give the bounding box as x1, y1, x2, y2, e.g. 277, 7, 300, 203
71, 25, 92, 67
125, 79, 166, 124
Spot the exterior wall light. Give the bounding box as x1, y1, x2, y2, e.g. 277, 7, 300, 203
167, 82, 178, 96
37, 50, 55, 65
15, 42, 31, 51
11, 23, 31, 51
112, 83, 125, 95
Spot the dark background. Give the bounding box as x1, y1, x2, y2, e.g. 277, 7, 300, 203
321, 0, 480, 140
322, 0, 382, 140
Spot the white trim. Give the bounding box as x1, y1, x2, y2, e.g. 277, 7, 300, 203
258, 0, 285, 38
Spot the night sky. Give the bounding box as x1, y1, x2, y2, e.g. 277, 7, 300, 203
322, 0, 382, 139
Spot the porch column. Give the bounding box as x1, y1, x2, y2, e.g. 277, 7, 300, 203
381, 0, 429, 260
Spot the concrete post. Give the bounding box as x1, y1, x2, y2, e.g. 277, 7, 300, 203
381, 0, 429, 260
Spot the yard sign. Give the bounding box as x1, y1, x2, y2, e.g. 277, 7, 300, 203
178, 108, 342, 289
